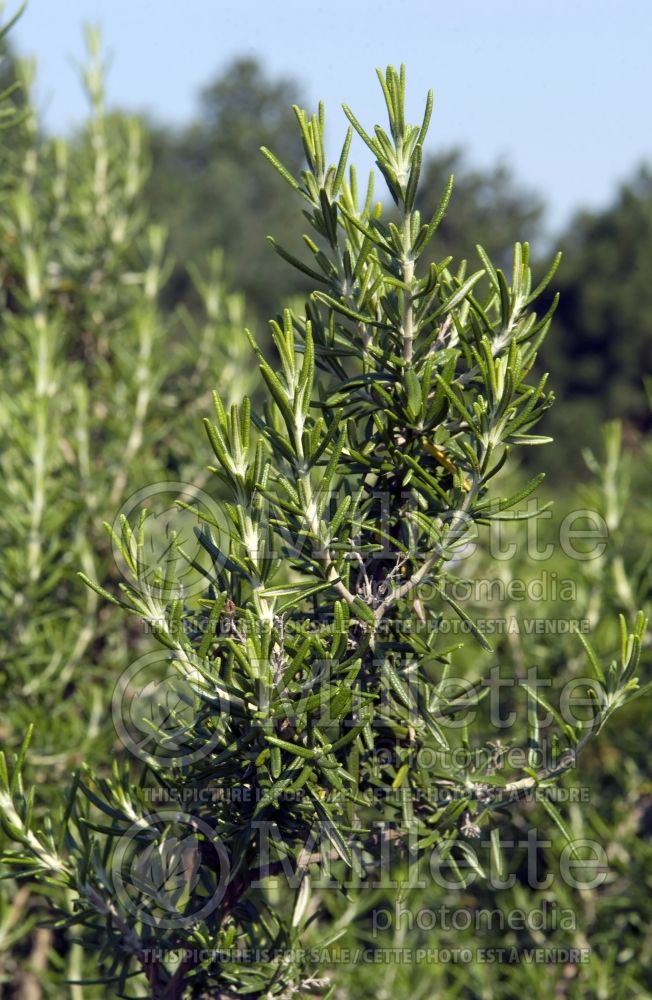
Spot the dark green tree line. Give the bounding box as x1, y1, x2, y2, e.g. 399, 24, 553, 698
144, 57, 310, 322
539, 166, 652, 465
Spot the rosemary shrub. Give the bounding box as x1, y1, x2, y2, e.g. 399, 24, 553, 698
0, 22, 253, 992
1, 62, 648, 1000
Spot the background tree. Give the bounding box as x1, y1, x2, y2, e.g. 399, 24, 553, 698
538, 166, 652, 468
415, 147, 545, 271
145, 57, 310, 324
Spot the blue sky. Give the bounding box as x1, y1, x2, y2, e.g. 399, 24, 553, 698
9, 0, 652, 234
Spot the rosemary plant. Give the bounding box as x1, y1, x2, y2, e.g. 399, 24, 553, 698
0, 24, 253, 993
0, 29, 253, 761
1, 64, 648, 1000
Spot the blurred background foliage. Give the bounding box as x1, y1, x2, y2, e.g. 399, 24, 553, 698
0, 23, 650, 1000
144, 57, 311, 323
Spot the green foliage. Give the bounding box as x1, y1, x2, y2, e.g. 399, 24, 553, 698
1, 61, 648, 1000
144, 57, 310, 324
539, 167, 652, 466
0, 28, 250, 753
142, 57, 551, 343
323, 418, 652, 1000
0, 25, 254, 992
0, 3, 25, 119
415, 147, 545, 272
